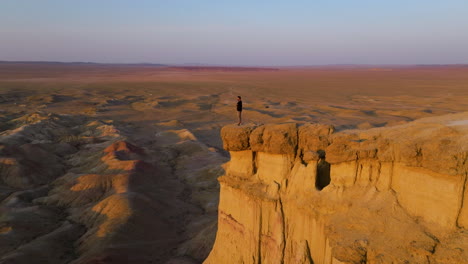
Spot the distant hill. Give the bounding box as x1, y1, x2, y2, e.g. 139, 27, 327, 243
0, 61, 168, 67
168, 66, 279, 71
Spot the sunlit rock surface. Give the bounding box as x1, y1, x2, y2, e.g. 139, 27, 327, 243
206, 112, 468, 264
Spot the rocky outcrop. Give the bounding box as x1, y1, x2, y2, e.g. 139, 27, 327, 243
205, 112, 468, 264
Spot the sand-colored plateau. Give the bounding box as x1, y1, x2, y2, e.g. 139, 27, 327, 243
207, 114, 468, 263
0, 62, 468, 263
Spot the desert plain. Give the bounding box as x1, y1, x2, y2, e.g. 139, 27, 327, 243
0, 62, 468, 263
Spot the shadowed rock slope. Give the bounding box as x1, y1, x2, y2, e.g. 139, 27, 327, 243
0, 112, 225, 264
205, 112, 468, 264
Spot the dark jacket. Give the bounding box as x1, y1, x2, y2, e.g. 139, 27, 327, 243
237, 100, 242, 111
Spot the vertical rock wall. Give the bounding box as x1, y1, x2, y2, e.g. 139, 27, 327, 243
205, 114, 468, 264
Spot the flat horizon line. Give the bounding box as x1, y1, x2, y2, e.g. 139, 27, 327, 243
1, 60, 468, 68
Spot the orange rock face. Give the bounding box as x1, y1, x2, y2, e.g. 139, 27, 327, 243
207, 113, 468, 264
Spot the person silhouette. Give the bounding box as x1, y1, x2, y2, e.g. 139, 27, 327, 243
237, 96, 242, 125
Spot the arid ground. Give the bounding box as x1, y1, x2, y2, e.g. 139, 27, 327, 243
0, 62, 468, 263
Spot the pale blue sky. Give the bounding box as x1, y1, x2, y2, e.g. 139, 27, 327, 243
1, 0, 468, 65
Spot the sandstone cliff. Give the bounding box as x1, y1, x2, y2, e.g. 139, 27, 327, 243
205, 112, 468, 264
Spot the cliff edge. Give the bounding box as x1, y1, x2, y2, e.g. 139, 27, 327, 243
205, 112, 468, 264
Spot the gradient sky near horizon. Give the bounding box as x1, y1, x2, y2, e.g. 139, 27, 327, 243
1, 0, 468, 65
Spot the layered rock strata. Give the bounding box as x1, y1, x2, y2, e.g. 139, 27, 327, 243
206, 113, 468, 264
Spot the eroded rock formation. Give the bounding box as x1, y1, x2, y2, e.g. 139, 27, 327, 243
206, 112, 468, 264
0, 112, 225, 263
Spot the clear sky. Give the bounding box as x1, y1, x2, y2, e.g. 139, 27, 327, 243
1, 0, 468, 65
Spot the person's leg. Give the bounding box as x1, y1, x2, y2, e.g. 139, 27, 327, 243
237, 111, 242, 125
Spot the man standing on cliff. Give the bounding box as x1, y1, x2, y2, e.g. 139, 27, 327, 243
237, 96, 242, 126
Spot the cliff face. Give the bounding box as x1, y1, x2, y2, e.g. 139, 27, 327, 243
205, 113, 468, 264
